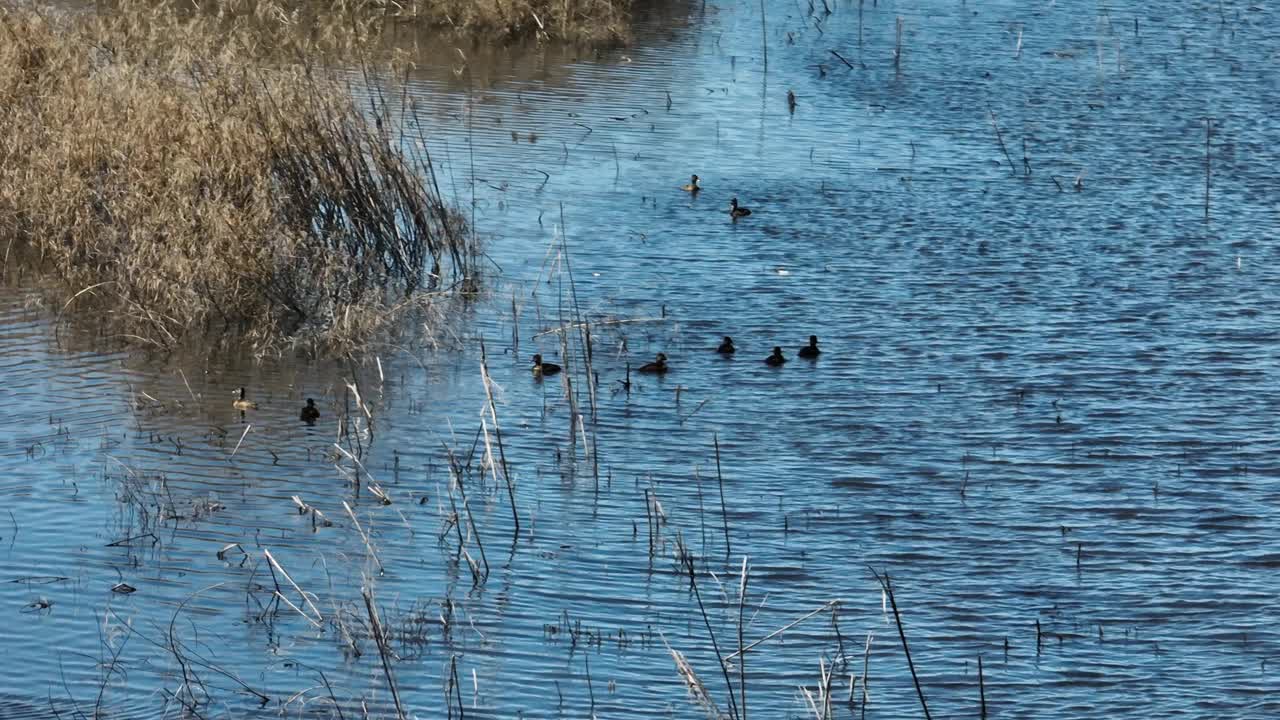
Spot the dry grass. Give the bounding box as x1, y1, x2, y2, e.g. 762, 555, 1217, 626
209, 0, 637, 46
0, 1, 477, 352
388, 0, 633, 44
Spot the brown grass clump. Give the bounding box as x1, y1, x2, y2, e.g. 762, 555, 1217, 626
388, 0, 633, 44
0, 1, 476, 352
213, 0, 636, 46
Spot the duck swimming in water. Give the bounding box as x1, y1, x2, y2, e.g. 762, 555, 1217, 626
798, 335, 820, 358
638, 353, 669, 374
300, 398, 320, 422
764, 347, 787, 366
681, 174, 701, 193
730, 197, 752, 218
716, 336, 736, 354
532, 354, 562, 376
232, 387, 258, 410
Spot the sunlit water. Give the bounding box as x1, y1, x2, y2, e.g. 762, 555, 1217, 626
3, 1, 1280, 717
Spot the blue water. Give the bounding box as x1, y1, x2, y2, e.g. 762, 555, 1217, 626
2, 0, 1279, 717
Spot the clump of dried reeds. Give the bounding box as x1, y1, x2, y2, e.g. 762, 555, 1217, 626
0, 1, 476, 352
394, 0, 634, 43
180, 0, 634, 47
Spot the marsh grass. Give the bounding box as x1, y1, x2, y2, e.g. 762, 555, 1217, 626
155, 0, 636, 48
393, 0, 633, 43
0, 1, 477, 352
211, 0, 636, 46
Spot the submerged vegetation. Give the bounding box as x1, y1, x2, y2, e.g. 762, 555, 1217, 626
0, 1, 476, 352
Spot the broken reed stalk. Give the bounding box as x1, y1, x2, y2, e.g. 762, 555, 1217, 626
860, 632, 872, 719
341, 501, 385, 575
894, 16, 904, 72
263, 549, 323, 625
858, 0, 864, 46
978, 654, 987, 718
714, 435, 731, 557
461, 493, 490, 579
683, 554, 742, 720
869, 570, 931, 720
760, 0, 769, 72
725, 600, 840, 661
831, 606, 850, 671
447, 655, 466, 719
557, 202, 597, 422
445, 464, 485, 584
478, 339, 519, 539
738, 556, 749, 720
231, 424, 252, 457
988, 108, 1017, 174
363, 587, 407, 720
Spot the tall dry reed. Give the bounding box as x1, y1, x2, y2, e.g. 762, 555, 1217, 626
0, 1, 475, 352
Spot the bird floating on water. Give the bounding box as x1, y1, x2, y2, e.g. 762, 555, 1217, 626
765, 347, 787, 366
730, 197, 752, 218
798, 335, 821, 358
232, 387, 258, 411
532, 354, 562, 376
638, 353, 670, 374
716, 336, 736, 354
300, 398, 320, 423
681, 174, 701, 193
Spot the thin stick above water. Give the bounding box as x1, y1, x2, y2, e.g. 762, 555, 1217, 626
738, 557, 749, 720
363, 587, 406, 720
760, 0, 768, 72
479, 339, 519, 538
978, 654, 987, 718
988, 108, 1017, 175
870, 570, 931, 720
714, 435, 731, 557
725, 599, 840, 661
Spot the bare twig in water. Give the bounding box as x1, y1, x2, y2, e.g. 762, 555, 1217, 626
479, 339, 519, 539
737, 557, 749, 720
725, 599, 840, 661
978, 654, 987, 718
342, 501, 386, 576
714, 435, 731, 557
868, 569, 931, 720
684, 554, 741, 720
363, 587, 407, 720
987, 108, 1017, 175
263, 549, 323, 626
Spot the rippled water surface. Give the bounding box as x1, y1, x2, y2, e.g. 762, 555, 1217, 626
4, 1, 1280, 717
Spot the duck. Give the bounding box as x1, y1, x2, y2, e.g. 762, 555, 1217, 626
300, 398, 320, 422
764, 347, 787, 366
638, 352, 669, 374
532, 354, 562, 376
716, 336, 736, 354
798, 335, 820, 358
232, 387, 258, 410
681, 174, 701, 193
730, 197, 752, 218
